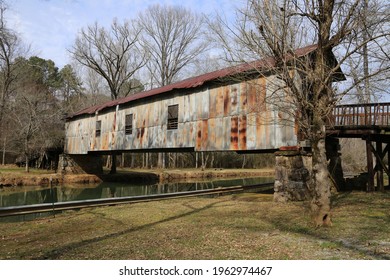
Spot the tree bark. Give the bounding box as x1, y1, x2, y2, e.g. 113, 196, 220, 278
310, 125, 332, 227
24, 137, 30, 172
25, 154, 29, 173
2, 136, 5, 165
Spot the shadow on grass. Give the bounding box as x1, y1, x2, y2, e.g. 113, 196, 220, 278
262, 192, 390, 260
37, 200, 225, 260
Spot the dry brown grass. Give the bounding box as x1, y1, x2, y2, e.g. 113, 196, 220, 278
0, 191, 389, 260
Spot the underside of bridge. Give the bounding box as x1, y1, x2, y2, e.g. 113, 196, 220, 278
328, 126, 390, 192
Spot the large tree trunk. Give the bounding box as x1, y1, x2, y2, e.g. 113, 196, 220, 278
25, 138, 30, 173
310, 125, 332, 227
2, 136, 6, 165
25, 154, 29, 173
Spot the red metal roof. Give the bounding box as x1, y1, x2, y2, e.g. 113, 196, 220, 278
68, 44, 318, 120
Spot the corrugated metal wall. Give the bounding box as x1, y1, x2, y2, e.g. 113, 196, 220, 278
65, 76, 298, 154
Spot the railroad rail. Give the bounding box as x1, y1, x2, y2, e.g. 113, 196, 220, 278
0, 182, 274, 217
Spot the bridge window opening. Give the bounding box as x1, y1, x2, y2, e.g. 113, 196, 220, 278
125, 114, 133, 135
168, 104, 179, 130
96, 120, 102, 137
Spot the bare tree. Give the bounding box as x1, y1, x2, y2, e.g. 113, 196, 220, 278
137, 4, 208, 168
346, 0, 390, 103
0, 1, 25, 164
69, 19, 145, 100
83, 67, 111, 106
210, 0, 390, 226
69, 19, 146, 173
137, 4, 208, 88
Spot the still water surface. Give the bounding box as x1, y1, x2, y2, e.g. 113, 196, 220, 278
0, 177, 274, 208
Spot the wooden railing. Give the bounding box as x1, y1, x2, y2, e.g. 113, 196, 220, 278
330, 102, 390, 127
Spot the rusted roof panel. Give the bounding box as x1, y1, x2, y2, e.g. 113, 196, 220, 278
68, 44, 320, 120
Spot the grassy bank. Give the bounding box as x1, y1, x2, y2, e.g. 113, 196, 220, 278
0, 166, 101, 186
0, 166, 58, 187
0, 191, 389, 260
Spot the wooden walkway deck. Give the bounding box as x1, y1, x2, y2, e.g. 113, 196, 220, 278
328, 102, 390, 191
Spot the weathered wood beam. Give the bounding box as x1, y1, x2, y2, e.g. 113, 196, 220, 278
366, 138, 375, 192
370, 142, 389, 192
376, 141, 384, 191
370, 143, 390, 176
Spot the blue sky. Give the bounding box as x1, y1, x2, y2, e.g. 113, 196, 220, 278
6, 0, 237, 68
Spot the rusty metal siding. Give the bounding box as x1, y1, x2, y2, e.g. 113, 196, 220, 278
239, 115, 247, 150
209, 87, 217, 119
230, 116, 239, 150
207, 118, 217, 150
201, 119, 209, 150
183, 94, 191, 123
239, 82, 248, 114
246, 114, 256, 149
230, 84, 240, 116
65, 74, 298, 154
216, 87, 225, 117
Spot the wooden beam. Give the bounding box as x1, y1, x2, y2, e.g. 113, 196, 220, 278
370, 142, 389, 192
383, 143, 389, 155
376, 141, 384, 191
366, 138, 375, 192
370, 143, 390, 176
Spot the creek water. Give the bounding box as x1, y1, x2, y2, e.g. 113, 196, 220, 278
0, 176, 274, 222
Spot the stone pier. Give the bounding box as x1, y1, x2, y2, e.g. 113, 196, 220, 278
274, 137, 344, 202
274, 149, 312, 202
58, 154, 103, 174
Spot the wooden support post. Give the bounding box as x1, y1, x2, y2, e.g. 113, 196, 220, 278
366, 137, 375, 192
110, 152, 117, 174
376, 141, 384, 192
370, 142, 389, 192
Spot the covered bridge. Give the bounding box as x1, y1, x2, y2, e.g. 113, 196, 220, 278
64, 46, 323, 157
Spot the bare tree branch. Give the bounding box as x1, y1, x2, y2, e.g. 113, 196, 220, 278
137, 4, 208, 87
69, 19, 145, 100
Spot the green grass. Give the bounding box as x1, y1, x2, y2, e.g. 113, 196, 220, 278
0, 191, 389, 260
0, 166, 55, 175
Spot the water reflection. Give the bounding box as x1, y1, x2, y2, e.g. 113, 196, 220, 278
0, 177, 273, 222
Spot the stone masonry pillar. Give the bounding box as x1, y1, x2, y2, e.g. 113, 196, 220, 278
274, 149, 312, 202
58, 154, 103, 174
